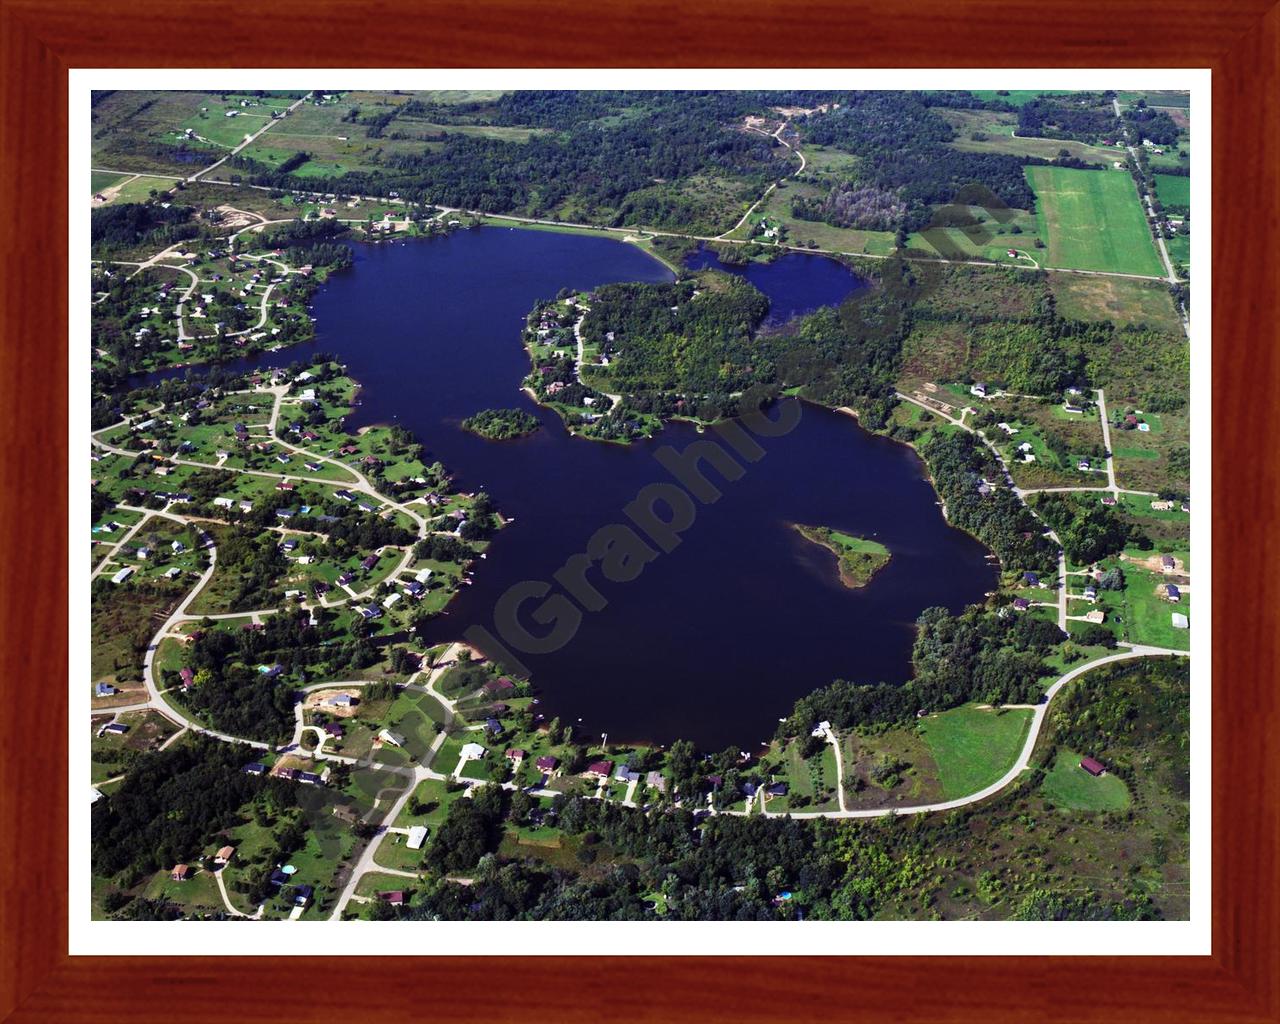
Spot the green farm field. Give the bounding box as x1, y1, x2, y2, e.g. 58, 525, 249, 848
1047, 272, 1182, 332
1027, 166, 1164, 276
1154, 173, 1191, 211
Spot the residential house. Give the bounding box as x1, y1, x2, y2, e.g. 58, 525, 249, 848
378, 891, 406, 906
170, 864, 193, 882
1012, 597, 1030, 612
214, 846, 235, 866
378, 729, 405, 748
406, 826, 429, 850
95, 682, 117, 697
102, 722, 128, 735
242, 762, 266, 775
482, 677, 517, 698
1079, 757, 1106, 777
505, 749, 526, 766
535, 755, 558, 774
585, 760, 614, 781
1161, 555, 1177, 574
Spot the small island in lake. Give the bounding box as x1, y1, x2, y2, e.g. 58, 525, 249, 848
792, 523, 891, 589
461, 407, 541, 439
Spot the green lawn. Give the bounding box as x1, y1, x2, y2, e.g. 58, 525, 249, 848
1026, 166, 1164, 276
1041, 750, 1131, 811
918, 705, 1034, 800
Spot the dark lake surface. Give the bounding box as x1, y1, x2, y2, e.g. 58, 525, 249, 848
141, 228, 997, 749
684, 245, 872, 326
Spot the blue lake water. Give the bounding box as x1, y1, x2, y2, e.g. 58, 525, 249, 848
140, 228, 997, 748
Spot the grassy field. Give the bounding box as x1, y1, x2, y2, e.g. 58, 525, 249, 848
937, 107, 1121, 164
918, 705, 1034, 800
1153, 173, 1190, 211
1047, 272, 1182, 332
1041, 749, 1132, 811
93, 174, 180, 206
968, 90, 1057, 107
1116, 91, 1190, 109
91, 170, 127, 193
1027, 166, 1164, 276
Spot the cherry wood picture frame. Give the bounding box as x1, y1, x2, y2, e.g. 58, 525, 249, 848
2, 1, 1276, 1020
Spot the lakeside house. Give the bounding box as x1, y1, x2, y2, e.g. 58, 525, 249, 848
585, 760, 614, 780
482, 677, 517, 698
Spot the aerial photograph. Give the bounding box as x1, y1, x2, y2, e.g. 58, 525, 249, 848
86, 87, 1194, 924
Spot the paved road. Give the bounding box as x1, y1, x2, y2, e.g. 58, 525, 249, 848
1095, 388, 1120, 494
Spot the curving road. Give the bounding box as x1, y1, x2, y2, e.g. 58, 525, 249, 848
775, 645, 1186, 820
